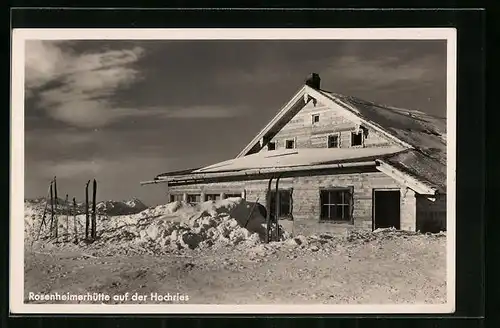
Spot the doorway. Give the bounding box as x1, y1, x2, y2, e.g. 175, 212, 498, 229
372, 189, 401, 230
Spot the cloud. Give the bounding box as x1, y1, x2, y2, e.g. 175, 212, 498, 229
25, 41, 145, 127
25, 40, 67, 90
25, 41, 245, 127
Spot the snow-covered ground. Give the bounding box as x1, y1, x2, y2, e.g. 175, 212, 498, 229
23, 197, 447, 305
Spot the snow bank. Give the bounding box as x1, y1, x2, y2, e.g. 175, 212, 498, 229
25, 197, 288, 253
125, 198, 284, 250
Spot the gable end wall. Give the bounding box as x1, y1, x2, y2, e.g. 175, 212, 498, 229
258, 99, 393, 152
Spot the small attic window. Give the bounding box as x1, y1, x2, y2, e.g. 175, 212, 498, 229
267, 142, 276, 151
312, 114, 320, 124
351, 131, 364, 147
285, 139, 295, 149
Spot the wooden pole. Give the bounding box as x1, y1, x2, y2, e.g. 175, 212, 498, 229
65, 194, 69, 241
49, 183, 54, 238
85, 180, 90, 240
274, 176, 281, 242
91, 179, 97, 240
265, 177, 273, 243
73, 197, 78, 244
34, 181, 52, 242
53, 176, 58, 239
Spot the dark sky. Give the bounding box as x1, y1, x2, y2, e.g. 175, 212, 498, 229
24, 39, 447, 206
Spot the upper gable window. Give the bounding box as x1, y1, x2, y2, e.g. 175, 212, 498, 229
312, 114, 320, 124
267, 142, 276, 151
327, 134, 340, 148
285, 139, 295, 149
351, 131, 364, 147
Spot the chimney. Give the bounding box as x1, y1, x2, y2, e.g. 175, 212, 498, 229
305, 73, 321, 89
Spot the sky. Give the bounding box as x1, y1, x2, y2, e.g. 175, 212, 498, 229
24, 39, 447, 206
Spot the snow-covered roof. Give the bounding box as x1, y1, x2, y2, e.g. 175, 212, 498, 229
380, 149, 447, 193
236, 86, 446, 165
319, 90, 447, 165
145, 146, 440, 196
193, 146, 405, 173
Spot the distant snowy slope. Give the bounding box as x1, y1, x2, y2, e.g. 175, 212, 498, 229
96, 198, 148, 216
25, 197, 148, 216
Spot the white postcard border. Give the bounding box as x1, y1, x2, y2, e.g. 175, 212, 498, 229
10, 28, 457, 314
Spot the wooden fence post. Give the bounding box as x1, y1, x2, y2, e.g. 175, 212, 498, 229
275, 176, 281, 242
85, 180, 90, 240
65, 194, 69, 241
91, 179, 97, 240
73, 197, 78, 244
34, 181, 52, 242
54, 176, 58, 240
49, 183, 54, 238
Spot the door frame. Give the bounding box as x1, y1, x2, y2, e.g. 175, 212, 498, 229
371, 188, 401, 231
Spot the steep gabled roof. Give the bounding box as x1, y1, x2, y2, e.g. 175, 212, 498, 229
318, 90, 447, 165
236, 85, 447, 166
378, 149, 447, 193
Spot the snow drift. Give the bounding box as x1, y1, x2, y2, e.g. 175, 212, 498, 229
25, 197, 288, 253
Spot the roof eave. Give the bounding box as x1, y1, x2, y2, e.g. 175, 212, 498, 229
375, 159, 438, 196
141, 160, 377, 186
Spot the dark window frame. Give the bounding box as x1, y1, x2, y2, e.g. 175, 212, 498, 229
268, 188, 293, 219
186, 194, 201, 203
205, 193, 221, 201
312, 114, 320, 124
351, 131, 364, 147
327, 133, 340, 148
285, 138, 295, 149
267, 141, 276, 151
319, 187, 354, 224
224, 193, 242, 199
169, 194, 184, 202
